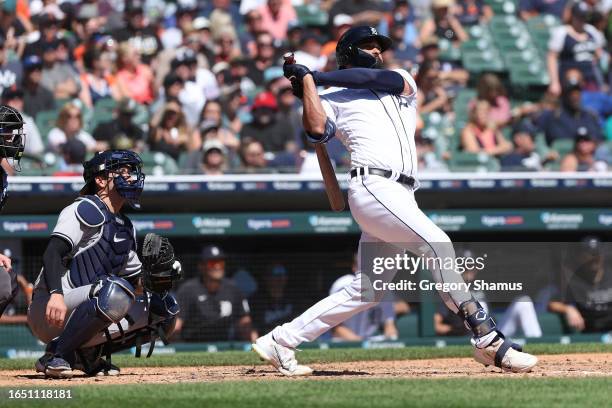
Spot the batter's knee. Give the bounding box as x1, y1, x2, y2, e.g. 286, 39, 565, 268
92, 276, 136, 323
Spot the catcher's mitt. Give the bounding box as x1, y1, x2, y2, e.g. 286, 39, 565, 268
141, 233, 182, 294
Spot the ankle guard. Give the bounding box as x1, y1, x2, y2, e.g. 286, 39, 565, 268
458, 299, 496, 337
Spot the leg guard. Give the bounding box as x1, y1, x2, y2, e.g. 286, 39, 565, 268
54, 276, 135, 362
458, 299, 497, 338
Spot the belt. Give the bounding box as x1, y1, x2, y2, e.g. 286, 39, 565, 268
350, 167, 416, 188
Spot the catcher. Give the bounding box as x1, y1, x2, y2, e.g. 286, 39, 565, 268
28, 150, 182, 378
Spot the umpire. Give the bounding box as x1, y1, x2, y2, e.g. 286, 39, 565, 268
0, 104, 26, 317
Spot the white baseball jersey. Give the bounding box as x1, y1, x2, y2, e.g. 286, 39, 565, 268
319, 69, 418, 177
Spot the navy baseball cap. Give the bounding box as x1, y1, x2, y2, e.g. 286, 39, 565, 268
200, 245, 226, 261
23, 54, 43, 70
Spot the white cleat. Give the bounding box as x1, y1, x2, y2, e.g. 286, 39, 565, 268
252, 333, 313, 377
474, 336, 538, 373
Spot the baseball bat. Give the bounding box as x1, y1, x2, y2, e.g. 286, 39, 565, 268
283, 53, 345, 212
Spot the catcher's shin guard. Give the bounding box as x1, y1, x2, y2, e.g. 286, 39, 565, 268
54, 276, 135, 362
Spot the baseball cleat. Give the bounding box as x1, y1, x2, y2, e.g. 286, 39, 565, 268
473, 335, 538, 373
252, 333, 313, 376
36, 356, 74, 379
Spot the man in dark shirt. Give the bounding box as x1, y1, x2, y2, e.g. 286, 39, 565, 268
92, 98, 145, 150
0, 36, 21, 95
537, 80, 603, 145
112, 0, 162, 64
21, 55, 55, 119
519, 0, 568, 20
175, 245, 253, 342
549, 237, 612, 333
241, 91, 295, 153
251, 264, 299, 336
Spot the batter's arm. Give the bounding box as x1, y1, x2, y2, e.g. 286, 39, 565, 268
301, 75, 328, 135
312, 68, 412, 95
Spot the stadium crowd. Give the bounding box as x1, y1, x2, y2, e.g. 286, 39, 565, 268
0, 0, 609, 175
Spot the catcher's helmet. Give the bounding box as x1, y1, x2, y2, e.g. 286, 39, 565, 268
81, 150, 146, 209
0, 104, 25, 168
336, 26, 392, 69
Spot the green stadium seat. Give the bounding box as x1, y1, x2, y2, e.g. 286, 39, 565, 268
35, 109, 59, 145
460, 38, 493, 52
448, 151, 501, 172
551, 139, 574, 157
486, 0, 517, 15
509, 63, 549, 86
395, 313, 419, 339
140, 151, 179, 175
461, 50, 505, 74
490, 14, 520, 27
295, 5, 328, 27
438, 39, 461, 62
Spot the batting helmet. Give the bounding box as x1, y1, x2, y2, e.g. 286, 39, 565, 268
81, 150, 146, 209
335, 26, 392, 69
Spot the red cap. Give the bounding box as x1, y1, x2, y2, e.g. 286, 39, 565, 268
252, 91, 278, 111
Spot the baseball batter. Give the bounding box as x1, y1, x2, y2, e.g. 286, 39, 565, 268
28, 150, 182, 378
0, 105, 25, 318
253, 26, 538, 375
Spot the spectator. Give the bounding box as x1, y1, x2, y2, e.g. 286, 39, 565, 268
195, 100, 240, 152
565, 68, 612, 127
293, 32, 327, 71
537, 80, 603, 145
416, 60, 453, 114
160, 3, 198, 50
387, 16, 419, 64
241, 91, 296, 153
239, 138, 268, 172
559, 126, 607, 171
40, 40, 80, 100
175, 245, 253, 342
520, 0, 568, 20
0, 250, 32, 325
79, 48, 121, 108
329, 254, 398, 341
416, 133, 449, 172
200, 140, 228, 175
212, 27, 241, 65
53, 138, 87, 176
461, 100, 512, 157
0, 35, 21, 95
322, 14, 354, 58
455, 0, 493, 25
379, 1, 418, 48
548, 237, 612, 332
21, 55, 55, 119
24, 13, 61, 57
229, 56, 256, 97
185, 16, 215, 65
245, 32, 279, 86
48, 103, 103, 153
329, 0, 385, 28
472, 73, 511, 128
219, 84, 245, 136
420, 0, 469, 46
419, 37, 469, 89
171, 48, 206, 128
240, 9, 265, 57
149, 101, 192, 161
268, 72, 302, 143
112, 0, 162, 64
500, 121, 557, 171
115, 42, 155, 105
547, 1, 605, 96
1, 86, 44, 155
251, 264, 299, 337
257, 0, 297, 41
92, 98, 145, 151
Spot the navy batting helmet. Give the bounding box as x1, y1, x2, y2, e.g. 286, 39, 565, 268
81, 150, 146, 209
335, 26, 392, 69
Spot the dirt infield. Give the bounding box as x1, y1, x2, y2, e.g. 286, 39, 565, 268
0, 353, 610, 386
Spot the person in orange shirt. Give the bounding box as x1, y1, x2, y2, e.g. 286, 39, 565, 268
115, 42, 154, 105
321, 14, 354, 58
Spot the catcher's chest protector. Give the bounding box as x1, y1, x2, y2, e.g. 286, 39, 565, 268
69, 195, 135, 287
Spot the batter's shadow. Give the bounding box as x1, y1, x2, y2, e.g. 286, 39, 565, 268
245, 368, 370, 377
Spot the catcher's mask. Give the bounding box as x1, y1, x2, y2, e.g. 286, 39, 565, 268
335, 26, 392, 69
81, 150, 146, 209
0, 104, 25, 170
